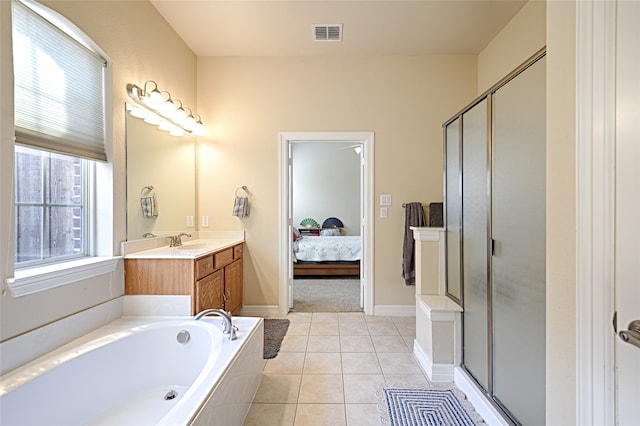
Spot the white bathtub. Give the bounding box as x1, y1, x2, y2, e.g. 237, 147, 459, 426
0, 316, 264, 426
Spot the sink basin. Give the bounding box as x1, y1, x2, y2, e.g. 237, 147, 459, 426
175, 243, 209, 251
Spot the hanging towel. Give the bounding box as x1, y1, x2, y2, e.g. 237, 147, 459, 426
402, 202, 426, 286
232, 196, 249, 217
232, 186, 250, 217
140, 186, 158, 218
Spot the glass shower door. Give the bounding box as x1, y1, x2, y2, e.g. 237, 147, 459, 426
491, 56, 546, 425
461, 99, 490, 390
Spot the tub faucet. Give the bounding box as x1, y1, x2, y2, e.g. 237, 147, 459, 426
169, 232, 192, 247
194, 309, 237, 340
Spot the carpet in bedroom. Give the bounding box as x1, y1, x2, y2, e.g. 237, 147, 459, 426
292, 278, 361, 312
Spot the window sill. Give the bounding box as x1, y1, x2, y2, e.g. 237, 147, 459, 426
6, 257, 121, 298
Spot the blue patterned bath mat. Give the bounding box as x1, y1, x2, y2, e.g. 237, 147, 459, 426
380, 387, 486, 426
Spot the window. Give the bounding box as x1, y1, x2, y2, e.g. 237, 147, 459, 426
15, 145, 90, 266
11, 0, 110, 270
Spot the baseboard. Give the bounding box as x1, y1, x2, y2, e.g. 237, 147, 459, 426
373, 304, 416, 316
238, 305, 280, 317
454, 367, 510, 426
413, 340, 455, 382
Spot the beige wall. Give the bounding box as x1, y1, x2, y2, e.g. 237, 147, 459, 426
196, 55, 477, 308
292, 143, 361, 236
477, 0, 546, 94
0, 0, 196, 340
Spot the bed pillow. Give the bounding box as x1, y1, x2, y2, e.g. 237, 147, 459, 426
320, 228, 341, 236
293, 227, 302, 241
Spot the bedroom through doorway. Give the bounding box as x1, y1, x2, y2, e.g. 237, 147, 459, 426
291, 142, 361, 312
278, 132, 374, 315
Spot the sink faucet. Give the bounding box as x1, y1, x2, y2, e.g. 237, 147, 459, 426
194, 309, 237, 340
169, 232, 192, 247
142, 232, 157, 238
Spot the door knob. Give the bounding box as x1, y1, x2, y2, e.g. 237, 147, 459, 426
618, 320, 640, 349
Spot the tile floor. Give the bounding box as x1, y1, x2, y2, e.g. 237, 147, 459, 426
243, 312, 429, 426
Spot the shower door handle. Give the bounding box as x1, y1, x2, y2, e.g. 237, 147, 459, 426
618, 320, 640, 349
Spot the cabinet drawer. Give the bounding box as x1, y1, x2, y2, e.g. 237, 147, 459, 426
214, 248, 234, 269
233, 244, 243, 259
195, 255, 214, 280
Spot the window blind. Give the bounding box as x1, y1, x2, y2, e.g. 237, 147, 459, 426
13, 0, 107, 162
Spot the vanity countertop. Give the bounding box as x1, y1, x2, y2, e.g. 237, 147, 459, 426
124, 238, 243, 259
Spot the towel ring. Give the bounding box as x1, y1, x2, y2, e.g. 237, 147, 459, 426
235, 185, 249, 197
141, 185, 154, 195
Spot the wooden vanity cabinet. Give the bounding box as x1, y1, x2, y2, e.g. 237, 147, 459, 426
125, 243, 243, 315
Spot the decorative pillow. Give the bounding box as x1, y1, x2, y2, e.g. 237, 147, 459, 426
293, 227, 301, 241
320, 228, 341, 236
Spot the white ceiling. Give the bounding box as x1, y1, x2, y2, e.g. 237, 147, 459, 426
149, 0, 528, 57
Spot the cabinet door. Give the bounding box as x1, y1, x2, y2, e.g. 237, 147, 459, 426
194, 269, 224, 313
224, 259, 243, 315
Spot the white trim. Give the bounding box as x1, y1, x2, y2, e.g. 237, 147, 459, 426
373, 305, 415, 317
278, 132, 374, 316
413, 339, 455, 382
576, 1, 617, 424
5, 257, 120, 297
454, 367, 510, 426
416, 295, 462, 322
239, 305, 281, 318
411, 227, 444, 242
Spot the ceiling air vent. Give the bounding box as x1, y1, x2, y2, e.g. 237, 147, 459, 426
313, 24, 342, 42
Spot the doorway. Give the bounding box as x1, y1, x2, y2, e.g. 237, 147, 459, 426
278, 132, 374, 316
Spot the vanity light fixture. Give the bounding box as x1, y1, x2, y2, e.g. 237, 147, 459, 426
126, 81, 205, 137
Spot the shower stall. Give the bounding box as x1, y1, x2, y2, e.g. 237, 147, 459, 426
444, 50, 546, 425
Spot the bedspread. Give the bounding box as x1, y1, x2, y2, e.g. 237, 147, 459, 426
294, 236, 361, 262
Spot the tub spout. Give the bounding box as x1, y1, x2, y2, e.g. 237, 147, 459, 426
194, 309, 236, 340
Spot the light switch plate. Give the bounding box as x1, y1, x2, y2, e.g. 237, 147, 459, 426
380, 207, 388, 219
380, 194, 392, 206
202, 216, 209, 228
186, 216, 194, 227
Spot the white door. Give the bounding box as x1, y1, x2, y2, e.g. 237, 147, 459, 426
615, 1, 640, 423
359, 143, 365, 308
287, 142, 294, 309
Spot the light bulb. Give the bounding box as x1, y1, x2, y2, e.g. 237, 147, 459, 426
146, 88, 163, 109
158, 121, 173, 131
130, 107, 147, 119
184, 115, 196, 131
144, 114, 161, 125
174, 107, 187, 125
161, 99, 176, 118
193, 119, 204, 136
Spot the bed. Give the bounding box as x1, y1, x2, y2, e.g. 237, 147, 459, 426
293, 234, 361, 277
293, 217, 361, 277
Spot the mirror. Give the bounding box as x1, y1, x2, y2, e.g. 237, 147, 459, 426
126, 111, 196, 240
